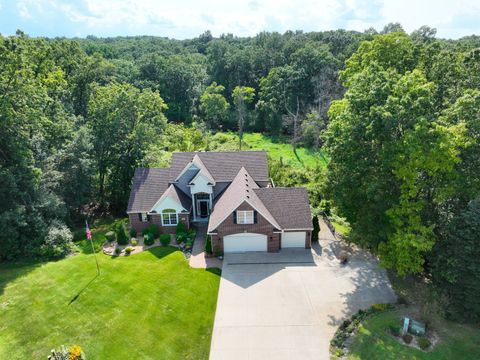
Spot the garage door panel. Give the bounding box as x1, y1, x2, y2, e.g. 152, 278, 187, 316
282, 232, 306, 248
224, 233, 267, 253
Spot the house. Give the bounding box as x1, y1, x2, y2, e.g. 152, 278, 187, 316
127, 151, 313, 254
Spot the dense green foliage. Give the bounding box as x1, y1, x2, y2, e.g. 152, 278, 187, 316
0, 247, 221, 359
324, 32, 480, 320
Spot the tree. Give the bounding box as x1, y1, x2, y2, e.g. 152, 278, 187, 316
312, 216, 320, 242
432, 197, 480, 322
324, 33, 466, 275
232, 86, 255, 150
87, 82, 167, 210
200, 82, 229, 130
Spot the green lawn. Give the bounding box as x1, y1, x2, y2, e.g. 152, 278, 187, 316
347, 309, 480, 360
0, 247, 221, 359
210, 132, 328, 169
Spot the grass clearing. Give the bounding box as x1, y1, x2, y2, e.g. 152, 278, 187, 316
210, 132, 328, 169
0, 247, 221, 359
346, 308, 480, 360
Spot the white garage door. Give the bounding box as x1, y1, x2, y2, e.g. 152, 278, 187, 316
223, 233, 268, 253
282, 232, 306, 248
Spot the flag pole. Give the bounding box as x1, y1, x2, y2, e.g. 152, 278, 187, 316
86, 220, 100, 276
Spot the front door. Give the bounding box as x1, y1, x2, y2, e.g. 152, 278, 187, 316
199, 200, 209, 218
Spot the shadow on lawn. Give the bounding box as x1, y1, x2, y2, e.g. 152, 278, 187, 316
0, 260, 49, 298
68, 273, 100, 305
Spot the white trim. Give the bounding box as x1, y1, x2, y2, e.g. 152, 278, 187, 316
208, 197, 281, 232
283, 228, 314, 231
237, 210, 254, 224
149, 185, 187, 213
188, 169, 216, 186
161, 211, 178, 226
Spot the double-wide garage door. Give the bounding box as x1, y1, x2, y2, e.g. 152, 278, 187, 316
223, 233, 267, 253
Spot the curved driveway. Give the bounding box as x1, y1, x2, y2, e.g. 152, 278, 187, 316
209, 222, 396, 360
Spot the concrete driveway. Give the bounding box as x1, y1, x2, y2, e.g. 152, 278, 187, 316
209, 225, 396, 360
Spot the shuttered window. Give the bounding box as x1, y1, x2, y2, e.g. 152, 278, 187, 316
237, 210, 254, 224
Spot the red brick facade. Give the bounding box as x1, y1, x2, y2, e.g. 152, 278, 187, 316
129, 212, 190, 234
210, 202, 281, 255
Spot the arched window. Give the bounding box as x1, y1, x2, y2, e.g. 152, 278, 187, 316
161, 209, 178, 226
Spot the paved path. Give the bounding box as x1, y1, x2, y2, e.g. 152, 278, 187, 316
189, 225, 223, 269
210, 220, 396, 360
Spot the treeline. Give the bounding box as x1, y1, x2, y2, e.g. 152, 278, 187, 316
324, 32, 480, 322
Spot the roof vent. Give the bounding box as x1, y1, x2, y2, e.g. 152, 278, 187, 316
246, 195, 250, 198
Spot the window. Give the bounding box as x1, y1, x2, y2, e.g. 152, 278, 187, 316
140, 213, 149, 222
162, 209, 178, 226
237, 210, 254, 224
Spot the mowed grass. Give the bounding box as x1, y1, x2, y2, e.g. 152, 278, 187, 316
0, 247, 221, 359
347, 309, 480, 360
210, 132, 328, 169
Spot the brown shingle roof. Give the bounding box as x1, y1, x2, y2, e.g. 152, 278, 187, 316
207, 167, 280, 232
170, 151, 269, 183
151, 184, 192, 212
254, 187, 313, 229
127, 168, 170, 213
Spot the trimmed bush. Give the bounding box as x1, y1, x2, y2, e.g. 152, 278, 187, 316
142, 227, 150, 236
131, 238, 138, 246
130, 228, 137, 237
312, 215, 320, 242
403, 333, 413, 344
418, 337, 431, 350
205, 235, 212, 254
176, 231, 187, 244
146, 224, 159, 238
144, 233, 154, 246
160, 234, 171, 246
176, 222, 186, 234
116, 224, 128, 245
186, 239, 193, 249
114, 247, 121, 256
105, 231, 115, 242
125, 246, 133, 255
389, 324, 401, 336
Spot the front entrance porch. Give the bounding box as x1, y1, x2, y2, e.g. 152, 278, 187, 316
192, 192, 212, 222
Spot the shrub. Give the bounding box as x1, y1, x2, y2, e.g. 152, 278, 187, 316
144, 233, 154, 246
160, 234, 171, 246
125, 246, 133, 255
131, 238, 138, 246
176, 231, 187, 244
176, 222, 186, 234
116, 224, 128, 245
389, 324, 401, 336
105, 231, 115, 242
40, 221, 74, 258
114, 247, 121, 256
130, 228, 137, 237
312, 215, 320, 242
141, 227, 150, 236
403, 333, 413, 344
146, 224, 159, 238
205, 235, 212, 254
186, 239, 194, 249
418, 337, 431, 350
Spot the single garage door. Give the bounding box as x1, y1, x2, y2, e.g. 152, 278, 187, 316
282, 232, 306, 248
223, 233, 268, 253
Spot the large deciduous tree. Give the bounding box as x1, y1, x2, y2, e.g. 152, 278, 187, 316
200, 82, 230, 130
87, 82, 167, 210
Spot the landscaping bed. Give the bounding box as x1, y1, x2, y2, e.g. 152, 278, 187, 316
334, 306, 480, 360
